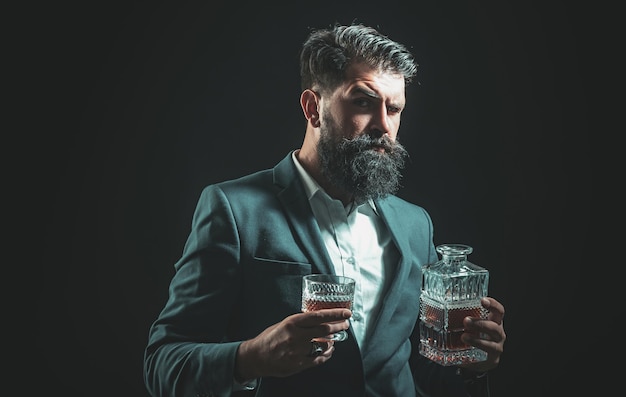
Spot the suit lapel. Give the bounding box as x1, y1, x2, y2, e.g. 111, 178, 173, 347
272, 153, 335, 275
362, 198, 413, 352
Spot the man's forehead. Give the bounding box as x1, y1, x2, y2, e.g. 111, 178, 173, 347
341, 64, 405, 101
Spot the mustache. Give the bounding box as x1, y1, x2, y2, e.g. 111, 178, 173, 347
343, 134, 397, 152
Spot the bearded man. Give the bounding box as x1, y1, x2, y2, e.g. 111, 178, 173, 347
144, 23, 506, 397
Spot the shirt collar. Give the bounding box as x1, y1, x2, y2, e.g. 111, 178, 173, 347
291, 150, 378, 215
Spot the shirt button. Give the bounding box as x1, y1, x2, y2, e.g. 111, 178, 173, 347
346, 256, 355, 264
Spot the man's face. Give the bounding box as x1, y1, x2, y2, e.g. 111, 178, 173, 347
316, 63, 409, 202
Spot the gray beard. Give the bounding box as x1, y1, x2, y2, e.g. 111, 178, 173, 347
317, 120, 409, 203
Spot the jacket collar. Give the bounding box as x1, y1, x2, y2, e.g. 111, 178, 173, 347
273, 151, 336, 275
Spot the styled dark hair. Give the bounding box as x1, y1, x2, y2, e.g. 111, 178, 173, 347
299, 23, 418, 94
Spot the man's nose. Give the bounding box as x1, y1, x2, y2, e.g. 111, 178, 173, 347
368, 129, 385, 139
369, 106, 393, 139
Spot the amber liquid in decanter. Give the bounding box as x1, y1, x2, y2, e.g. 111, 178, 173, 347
419, 244, 489, 366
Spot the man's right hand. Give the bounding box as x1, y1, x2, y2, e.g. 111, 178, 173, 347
234, 308, 352, 382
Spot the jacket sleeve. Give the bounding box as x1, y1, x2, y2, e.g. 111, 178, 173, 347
143, 185, 245, 397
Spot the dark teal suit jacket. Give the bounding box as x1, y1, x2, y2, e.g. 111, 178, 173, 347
144, 152, 488, 397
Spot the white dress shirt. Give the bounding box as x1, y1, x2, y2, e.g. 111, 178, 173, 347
292, 151, 398, 348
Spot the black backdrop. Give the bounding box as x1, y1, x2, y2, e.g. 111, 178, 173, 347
19, 1, 609, 396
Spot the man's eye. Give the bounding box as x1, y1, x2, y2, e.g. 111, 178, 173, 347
354, 98, 370, 107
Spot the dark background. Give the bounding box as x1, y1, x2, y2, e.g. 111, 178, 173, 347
16, 1, 610, 396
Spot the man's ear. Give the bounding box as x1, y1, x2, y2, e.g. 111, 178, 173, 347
300, 89, 320, 128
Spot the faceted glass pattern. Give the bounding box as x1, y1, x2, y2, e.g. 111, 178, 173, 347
419, 244, 489, 366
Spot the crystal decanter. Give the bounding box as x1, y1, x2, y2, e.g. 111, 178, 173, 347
419, 244, 489, 366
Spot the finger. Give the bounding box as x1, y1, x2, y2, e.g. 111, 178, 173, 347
295, 309, 352, 327
308, 339, 334, 355
461, 328, 504, 363
463, 317, 506, 345
306, 340, 325, 357
316, 342, 335, 359
311, 323, 350, 342
482, 297, 505, 324
304, 340, 337, 366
